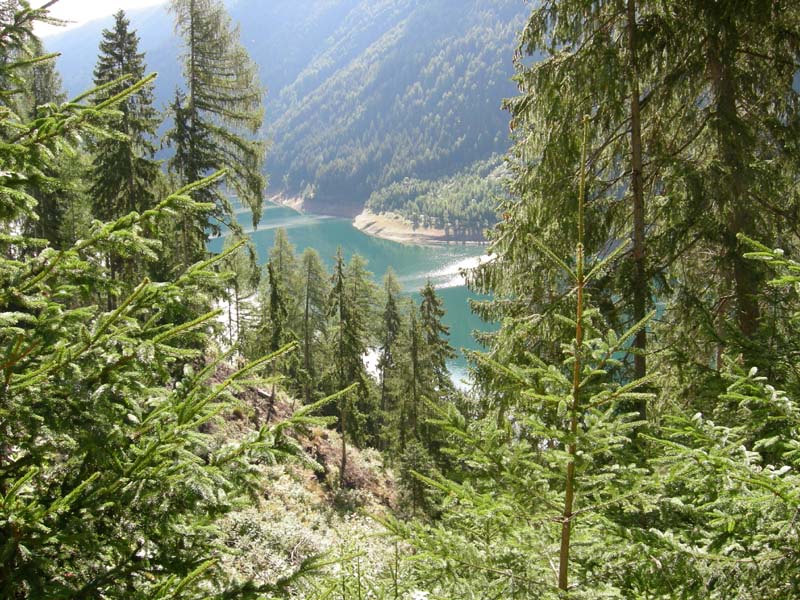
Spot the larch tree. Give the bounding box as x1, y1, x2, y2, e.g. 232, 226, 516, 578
378, 268, 403, 447
166, 0, 266, 266
299, 247, 330, 404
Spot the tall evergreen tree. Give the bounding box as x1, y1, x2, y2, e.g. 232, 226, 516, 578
328, 248, 354, 485
404, 302, 424, 446
0, 5, 325, 595
378, 269, 403, 447
264, 258, 292, 420
90, 10, 160, 221
268, 227, 301, 329
642, 1, 800, 379
299, 247, 330, 404
419, 280, 455, 392
166, 0, 266, 266
90, 10, 161, 295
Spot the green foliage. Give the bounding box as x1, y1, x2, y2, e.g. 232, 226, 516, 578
0, 5, 331, 596
89, 10, 163, 294
0, 149, 309, 599
396, 440, 441, 519
166, 0, 266, 266
2, 7, 87, 251
267, 0, 524, 210
90, 10, 161, 221
365, 157, 507, 238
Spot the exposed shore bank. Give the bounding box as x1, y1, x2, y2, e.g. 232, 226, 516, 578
352, 210, 487, 245
269, 194, 487, 246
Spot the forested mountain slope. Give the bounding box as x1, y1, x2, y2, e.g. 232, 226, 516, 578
46, 0, 525, 221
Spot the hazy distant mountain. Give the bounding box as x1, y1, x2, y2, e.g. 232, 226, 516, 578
46, 0, 526, 214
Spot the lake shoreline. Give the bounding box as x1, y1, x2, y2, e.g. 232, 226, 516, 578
353, 210, 486, 246
269, 193, 487, 246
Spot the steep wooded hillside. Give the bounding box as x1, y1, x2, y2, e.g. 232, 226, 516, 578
46, 0, 524, 219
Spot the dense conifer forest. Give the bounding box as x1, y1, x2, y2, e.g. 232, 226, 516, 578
3, 0, 800, 598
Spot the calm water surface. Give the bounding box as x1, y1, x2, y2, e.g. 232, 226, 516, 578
208, 203, 493, 385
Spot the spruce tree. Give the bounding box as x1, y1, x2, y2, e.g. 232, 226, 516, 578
419, 280, 455, 391
268, 227, 301, 330
90, 10, 161, 296
642, 1, 800, 379
166, 0, 266, 266
404, 302, 424, 446
385, 117, 654, 598
264, 258, 291, 420
0, 6, 324, 595
90, 10, 160, 221
328, 248, 353, 485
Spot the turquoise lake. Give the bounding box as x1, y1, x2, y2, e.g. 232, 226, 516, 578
208, 203, 493, 385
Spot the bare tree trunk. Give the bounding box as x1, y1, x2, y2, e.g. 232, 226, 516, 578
304, 264, 312, 404
234, 282, 241, 346
708, 14, 759, 340
627, 0, 648, 416
559, 115, 589, 592
339, 397, 347, 488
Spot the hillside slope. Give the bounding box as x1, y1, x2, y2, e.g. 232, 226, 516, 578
46, 0, 524, 223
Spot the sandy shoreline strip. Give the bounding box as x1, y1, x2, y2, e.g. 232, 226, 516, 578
270, 194, 486, 246
268, 193, 306, 213
353, 210, 486, 245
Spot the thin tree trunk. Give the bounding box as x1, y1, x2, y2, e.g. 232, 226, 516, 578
627, 0, 648, 415
709, 15, 759, 340
411, 343, 419, 440
559, 247, 583, 593
228, 288, 234, 347
234, 282, 241, 346
340, 397, 347, 488
304, 264, 312, 404
379, 361, 388, 451
559, 116, 589, 592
